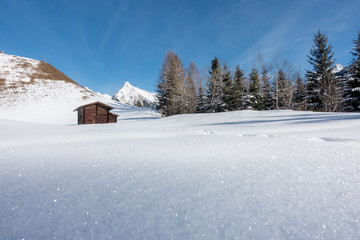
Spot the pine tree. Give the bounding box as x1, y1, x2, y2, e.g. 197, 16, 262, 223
232, 65, 246, 110
260, 66, 273, 110
305, 30, 340, 112
246, 67, 261, 110
156, 52, 173, 116
344, 31, 360, 111
293, 74, 306, 110
275, 69, 284, 109
196, 85, 207, 113
206, 57, 224, 112
221, 63, 233, 111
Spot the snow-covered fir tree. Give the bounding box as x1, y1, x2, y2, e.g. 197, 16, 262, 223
343, 31, 360, 111
196, 85, 207, 113
246, 67, 261, 110
221, 64, 233, 111
232, 65, 246, 110
260, 66, 273, 110
156, 53, 172, 115
293, 74, 306, 110
305, 30, 341, 112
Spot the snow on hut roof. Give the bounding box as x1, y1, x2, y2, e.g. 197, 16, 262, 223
73, 101, 115, 112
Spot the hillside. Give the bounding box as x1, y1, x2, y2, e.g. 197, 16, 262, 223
1, 110, 360, 239
0, 53, 159, 124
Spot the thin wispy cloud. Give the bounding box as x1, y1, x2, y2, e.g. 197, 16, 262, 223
235, 0, 335, 68
316, 2, 359, 34
77, 22, 89, 49
101, 0, 129, 50
236, 14, 296, 67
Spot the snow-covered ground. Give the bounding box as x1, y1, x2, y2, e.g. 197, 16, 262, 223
1, 110, 360, 240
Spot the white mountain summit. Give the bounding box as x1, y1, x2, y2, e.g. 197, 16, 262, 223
333, 64, 344, 73
113, 81, 158, 108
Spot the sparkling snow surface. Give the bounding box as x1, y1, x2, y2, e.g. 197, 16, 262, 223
1, 110, 360, 240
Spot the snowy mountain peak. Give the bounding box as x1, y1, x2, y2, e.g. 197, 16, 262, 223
123, 81, 132, 87
333, 64, 344, 73
113, 82, 158, 108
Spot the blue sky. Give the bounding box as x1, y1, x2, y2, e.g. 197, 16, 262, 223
1, 0, 359, 94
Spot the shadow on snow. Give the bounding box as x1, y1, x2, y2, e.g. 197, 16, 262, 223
199, 112, 360, 127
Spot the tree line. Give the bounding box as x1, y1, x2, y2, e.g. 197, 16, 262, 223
156, 30, 360, 116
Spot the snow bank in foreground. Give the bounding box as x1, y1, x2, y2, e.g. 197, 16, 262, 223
0, 110, 360, 239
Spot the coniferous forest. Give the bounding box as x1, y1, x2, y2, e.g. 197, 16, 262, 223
156, 30, 360, 116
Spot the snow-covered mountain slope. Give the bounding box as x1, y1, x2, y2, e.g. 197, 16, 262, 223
0, 53, 159, 124
113, 81, 158, 108
1, 110, 360, 239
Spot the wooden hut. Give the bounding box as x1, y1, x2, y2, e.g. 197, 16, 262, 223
74, 102, 118, 124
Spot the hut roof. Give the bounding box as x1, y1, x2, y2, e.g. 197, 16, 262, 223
73, 101, 116, 113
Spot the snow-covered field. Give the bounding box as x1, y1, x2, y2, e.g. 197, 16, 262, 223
1, 110, 360, 240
